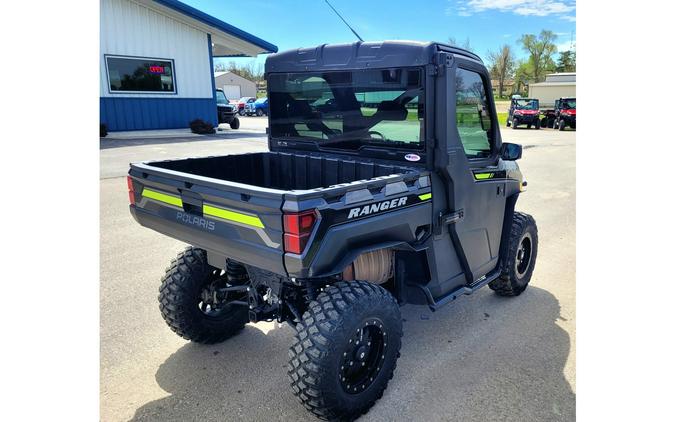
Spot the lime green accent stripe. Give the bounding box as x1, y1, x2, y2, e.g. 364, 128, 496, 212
203, 204, 265, 228
474, 172, 494, 180
142, 188, 183, 207
418, 193, 432, 201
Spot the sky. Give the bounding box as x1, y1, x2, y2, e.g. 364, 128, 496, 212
183, 0, 576, 70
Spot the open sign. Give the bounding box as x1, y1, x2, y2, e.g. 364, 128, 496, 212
149, 66, 165, 74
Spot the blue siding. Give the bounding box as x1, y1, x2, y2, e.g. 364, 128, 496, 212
100, 97, 217, 131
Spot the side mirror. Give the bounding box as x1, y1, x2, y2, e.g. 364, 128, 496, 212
501, 142, 522, 161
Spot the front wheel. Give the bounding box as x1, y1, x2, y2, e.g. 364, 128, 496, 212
535, 119, 541, 129
559, 119, 566, 131
158, 247, 249, 343
512, 118, 519, 129
489, 212, 538, 296
229, 117, 240, 129
256, 108, 263, 116
238, 109, 245, 116
289, 281, 402, 421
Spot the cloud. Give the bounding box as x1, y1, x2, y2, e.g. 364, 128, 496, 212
560, 15, 576, 22
448, 0, 576, 18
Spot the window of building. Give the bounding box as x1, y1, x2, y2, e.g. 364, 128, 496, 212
455, 68, 494, 158
106, 55, 176, 93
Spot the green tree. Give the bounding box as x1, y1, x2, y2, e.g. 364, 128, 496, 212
487, 45, 515, 98
518, 30, 558, 82
513, 60, 533, 95
556, 50, 576, 72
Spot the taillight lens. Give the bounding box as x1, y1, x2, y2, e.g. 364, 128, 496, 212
283, 210, 317, 254
127, 176, 135, 205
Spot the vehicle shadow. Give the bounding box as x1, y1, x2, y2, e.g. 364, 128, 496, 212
130, 286, 574, 421
100, 131, 266, 150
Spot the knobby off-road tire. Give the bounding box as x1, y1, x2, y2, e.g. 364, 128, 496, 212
490, 212, 538, 296
158, 247, 248, 344
559, 119, 566, 131
512, 118, 519, 129
288, 281, 403, 421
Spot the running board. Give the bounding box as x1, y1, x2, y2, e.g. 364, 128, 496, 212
408, 268, 502, 312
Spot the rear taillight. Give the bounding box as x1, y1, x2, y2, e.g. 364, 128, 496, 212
127, 176, 135, 205
283, 210, 317, 254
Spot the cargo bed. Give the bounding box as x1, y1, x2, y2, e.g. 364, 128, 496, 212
128, 151, 426, 276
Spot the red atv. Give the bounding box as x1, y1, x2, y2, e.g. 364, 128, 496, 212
507, 97, 541, 129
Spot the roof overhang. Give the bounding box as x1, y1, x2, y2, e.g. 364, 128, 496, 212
139, 0, 277, 57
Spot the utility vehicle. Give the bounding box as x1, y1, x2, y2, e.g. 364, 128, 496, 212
552, 97, 576, 131
506, 97, 541, 129
128, 41, 538, 421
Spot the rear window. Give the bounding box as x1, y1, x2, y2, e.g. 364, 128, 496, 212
268, 68, 424, 151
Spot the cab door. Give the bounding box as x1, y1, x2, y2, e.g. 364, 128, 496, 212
442, 59, 507, 283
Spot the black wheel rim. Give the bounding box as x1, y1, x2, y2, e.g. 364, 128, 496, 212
339, 320, 387, 394
515, 233, 533, 277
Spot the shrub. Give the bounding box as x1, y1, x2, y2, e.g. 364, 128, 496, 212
189, 119, 216, 134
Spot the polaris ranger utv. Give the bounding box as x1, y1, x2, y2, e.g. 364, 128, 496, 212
128, 41, 538, 421
506, 97, 541, 129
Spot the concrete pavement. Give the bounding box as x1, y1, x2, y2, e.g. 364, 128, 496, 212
100, 117, 575, 421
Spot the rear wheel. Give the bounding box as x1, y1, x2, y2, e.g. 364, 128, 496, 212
229, 117, 240, 129
547, 117, 555, 128
489, 212, 538, 296
256, 108, 263, 116
527, 123, 532, 129
506, 119, 511, 127
535, 119, 541, 129
289, 281, 402, 421
238, 108, 245, 116
158, 247, 249, 343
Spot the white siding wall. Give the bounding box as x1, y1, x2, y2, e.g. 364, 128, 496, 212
100, 0, 212, 98
529, 84, 576, 107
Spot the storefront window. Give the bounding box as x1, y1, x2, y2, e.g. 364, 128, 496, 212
106, 55, 175, 93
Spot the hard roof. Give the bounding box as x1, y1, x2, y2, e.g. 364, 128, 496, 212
148, 0, 277, 56
265, 40, 482, 73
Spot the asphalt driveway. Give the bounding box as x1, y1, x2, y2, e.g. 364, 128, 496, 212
100, 119, 576, 421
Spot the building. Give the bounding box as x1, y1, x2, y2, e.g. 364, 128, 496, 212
528, 72, 576, 107
100, 0, 277, 131
490, 79, 515, 97
214, 71, 257, 100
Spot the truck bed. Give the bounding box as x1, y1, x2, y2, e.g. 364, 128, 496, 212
147, 151, 416, 191
129, 151, 430, 277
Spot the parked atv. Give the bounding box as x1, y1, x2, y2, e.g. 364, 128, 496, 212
506, 97, 541, 129
128, 41, 538, 421
553, 97, 576, 130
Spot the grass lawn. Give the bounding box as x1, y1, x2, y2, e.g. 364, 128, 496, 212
497, 112, 508, 126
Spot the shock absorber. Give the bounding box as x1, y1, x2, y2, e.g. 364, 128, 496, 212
226, 259, 249, 286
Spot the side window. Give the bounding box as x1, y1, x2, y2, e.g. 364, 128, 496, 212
455, 68, 494, 158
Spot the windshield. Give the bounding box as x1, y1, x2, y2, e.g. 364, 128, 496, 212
514, 99, 539, 110
268, 68, 424, 150
255, 97, 267, 104
560, 99, 576, 109
216, 90, 228, 105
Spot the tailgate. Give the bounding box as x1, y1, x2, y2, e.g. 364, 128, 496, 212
128, 162, 286, 275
